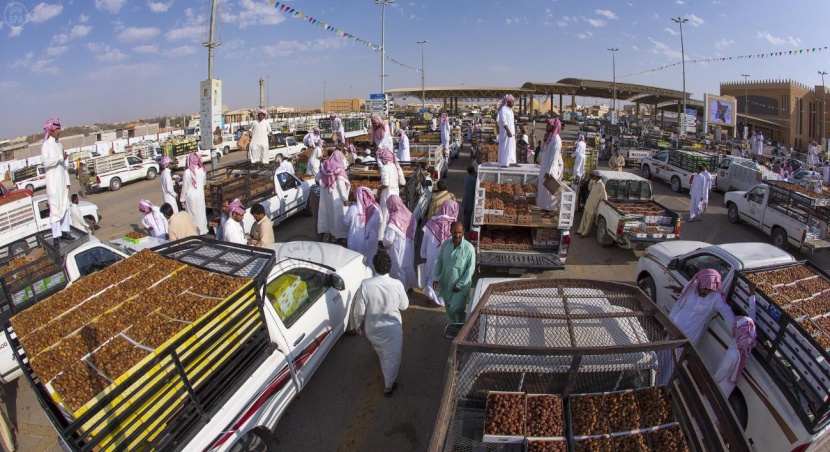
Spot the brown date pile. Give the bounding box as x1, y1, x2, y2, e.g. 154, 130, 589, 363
647, 425, 689, 451
635, 387, 674, 426
606, 392, 642, 432
526, 440, 567, 452
484, 393, 525, 436
613, 433, 648, 451
574, 437, 612, 452
526, 395, 564, 437
571, 395, 608, 436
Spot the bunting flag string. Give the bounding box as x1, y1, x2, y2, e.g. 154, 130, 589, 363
270, 1, 421, 73
619, 45, 829, 79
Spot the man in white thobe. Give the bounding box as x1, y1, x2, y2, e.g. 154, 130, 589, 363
330, 113, 345, 144
69, 194, 91, 234
278, 159, 295, 175
571, 135, 587, 186
306, 144, 323, 177
180, 153, 208, 234
669, 269, 736, 348
688, 165, 711, 222
754, 131, 764, 156
420, 200, 458, 306
396, 129, 410, 162
344, 187, 381, 271
577, 175, 607, 237
222, 199, 247, 245
160, 156, 178, 213
713, 293, 756, 397
496, 94, 516, 167
303, 127, 322, 149
537, 118, 563, 215
439, 113, 451, 151
354, 251, 409, 396
41, 118, 72, 247
249, 109, 271, 164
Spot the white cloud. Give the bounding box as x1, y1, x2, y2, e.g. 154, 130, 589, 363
11, 52, 34, 70
95, 0, 126, 14
688, 14, 704, 27
261, 38, 346, 58
12, 52, 60, 75
78, 14, 89, 23
631, 45, 640, 51
585, 18, 606, 27
28, 3, 63, 23
47, 45, 68, 56
166, 45, 197, 57
595, 9, 617, 20
714, 38, 734, 50
648, 37, 683, 60
233, 0, 285, 29
575, 31, 593, 40
0, 21, 5, 31
53, 24, 92, 44
9, 26, 23, 38
166, 25, 202, 41
757, 31, 800, 47
148, 0, 173, 12
0, 81, 22, 95
676, 0, 684, 4
118, 27, 160, 42
87, 62, 164, 82
506, 17, 528, 25
650, 13, 659, 19
663, 27, 678, 35
557, 16, 572, 27
87, 42, 129, 62
133, 45, 159, 54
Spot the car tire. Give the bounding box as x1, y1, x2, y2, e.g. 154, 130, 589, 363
729, 388, 749, 430
596, 217, 613, 247
25, 184, 34, 192
9, 240, 29, 256
638, 276, 657, 302
727, 204, 739, 224
641, 165, 651, 179
110, 178, 122, 191
224, 146, 230, 154
670, 176, 681, 193
303, 199, 313, 217
772, 227, 788, 250
146, 168, 157, 180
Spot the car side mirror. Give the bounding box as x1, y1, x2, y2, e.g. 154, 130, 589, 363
425, 179, 433, 187
444, 323, 464, 340
329, 273, 346, 291
667, 258, 678, 271
744, 193, 750, 199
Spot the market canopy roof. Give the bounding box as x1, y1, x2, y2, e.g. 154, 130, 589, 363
384, 86, 534, 101
553, 78, 690, 105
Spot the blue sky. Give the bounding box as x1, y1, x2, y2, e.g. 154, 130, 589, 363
1, 0, 829, 139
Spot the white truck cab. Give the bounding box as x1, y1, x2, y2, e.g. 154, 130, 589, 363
88, 154, 159, 191
12, 166, 47, 192
240, 171, 312, 232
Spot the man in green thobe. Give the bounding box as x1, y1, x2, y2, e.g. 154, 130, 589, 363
433, 222, 476, 324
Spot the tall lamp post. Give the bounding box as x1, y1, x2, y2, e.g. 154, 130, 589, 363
323, 80, 327, 112
375, 0, 395, 95
671, 17, 689, 137
417, 40, 429, 110
608, 47, 619, 124
820, 70, 827, 151
741, 73, 750, 139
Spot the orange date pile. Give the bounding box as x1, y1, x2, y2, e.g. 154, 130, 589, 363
11, 249, 250, 412
484, 392, 526, 436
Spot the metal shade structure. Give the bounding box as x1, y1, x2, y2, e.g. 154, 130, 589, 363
385, 86, 534, 101
556, 77, 689, 105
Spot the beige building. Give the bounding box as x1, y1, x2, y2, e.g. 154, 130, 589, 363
323, 98, 365, 113
721, 79, 830, 149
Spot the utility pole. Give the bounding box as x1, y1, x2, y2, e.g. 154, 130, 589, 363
323, 80, 327, 112
820, 70, 827, 152
259, 75, 265, 109
375, 0, 395, 95
741, 74, 750, 139
671, 16, 689, 137
417, 40, 429, 110
201, 0, 222, 170
608, 48, 619, 124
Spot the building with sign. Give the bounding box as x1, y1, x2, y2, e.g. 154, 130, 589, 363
323, 98, 365, 114
721, 78, 830, 149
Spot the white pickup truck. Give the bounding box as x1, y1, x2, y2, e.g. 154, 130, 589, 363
635, 241, 830, 451
724, 180, 830, 252
239, 171, 312, 232
87, 154, 159, 191
640, 148, 721, 193
8, 238, 373, 451
11, 166, 47, 193
714, 155, 781, 192
267, 134, 306, 163
0, 191, 100, 256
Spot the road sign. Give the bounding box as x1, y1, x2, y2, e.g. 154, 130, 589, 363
367, 93, 388, 115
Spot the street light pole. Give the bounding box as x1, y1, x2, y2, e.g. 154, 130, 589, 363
671, 16, 689, 137
608, 47, 619, 124
266, 74, 271, 111
375, 0, 395, 95
417, 40, 429, 110
741, 73, 750, 139
820, 70, 827, 151
323, 80, 327, 112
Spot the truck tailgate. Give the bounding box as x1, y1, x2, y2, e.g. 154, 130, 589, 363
477, 250, 563, 271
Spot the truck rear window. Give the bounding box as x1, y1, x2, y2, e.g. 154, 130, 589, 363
605, 180, 652, 201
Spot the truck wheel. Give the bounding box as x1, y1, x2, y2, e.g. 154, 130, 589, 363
146, 168, 157, 180
303, 200, 313, 217
224, 146, 230, 154
274, 154, 283, 164
9, 241, 29, 256
110, 177, 122, 191
727, 204, 739, 224
772, 227, 789, 250
596, 217, 613, 247
641, 165, 651, 179
729, 388, 749, 430
638, 276, 657, 302
670, 176, 681, 193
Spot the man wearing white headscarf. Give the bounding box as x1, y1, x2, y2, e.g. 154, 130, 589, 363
303, 127, 322, 149
669, 269, 736, 348
496, 94, 517, 167
420, 200, 459, 306
396, 129, 410, 162
714, 289, 756, 397
222, 199, 247, 245
179, 152, 208, 234
41, 118, 72, 247
159, 156, 178, 213
537, 118, 564, 216
371, 116, 393, 150
344, 186, 381, 271
249, 108, 271, 164
316, 149, 351, 243
330, 112, 345, 144
139, 199, 168, 238
439, 113, 451, 151
571, 134, 587, 185
278, 159, 295, 175
306, 142, 324, 177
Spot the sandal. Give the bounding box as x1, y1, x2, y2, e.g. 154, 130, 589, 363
384, 382, 398, 397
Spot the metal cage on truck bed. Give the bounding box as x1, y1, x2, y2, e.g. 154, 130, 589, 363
6, 238, 276, 451
205, 162, 278, 218
429, 279, 749, 452
732, 261, 830, 434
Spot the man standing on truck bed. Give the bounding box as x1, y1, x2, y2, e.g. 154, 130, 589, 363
433, 222, 475, 324
330, 112, 345, 145
496, 94, 517, 167
353, 250, 409, 397
440, 113, 451, 151
577, 173, 606, 238
41, 117, 73, 247
688, 165, 711, 222
571, 135, 587, 186
537, 118, 564, 219
249, 109, 271, 164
